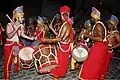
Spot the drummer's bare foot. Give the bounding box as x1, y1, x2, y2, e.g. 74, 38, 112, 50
53, 77, 59, 80
100, 75, 105, 80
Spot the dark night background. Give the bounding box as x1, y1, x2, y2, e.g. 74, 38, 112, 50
0, 0, 120, 27
0, 0, 120, 79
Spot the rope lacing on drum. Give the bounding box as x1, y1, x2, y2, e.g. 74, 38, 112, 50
38, 48, 42, 67
48, 45, 52, 65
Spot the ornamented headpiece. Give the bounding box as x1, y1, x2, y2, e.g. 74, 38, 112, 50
84, 20, 91, 27
55, 14, 60, 19
108, 15, 119, 26
13, 6, 24, 19
91, 7, 100, 20
37, 16, 44, 23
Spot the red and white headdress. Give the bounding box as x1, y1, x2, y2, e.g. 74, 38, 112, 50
60, 5, 70, 15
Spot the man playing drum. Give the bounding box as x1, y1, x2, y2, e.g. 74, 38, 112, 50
4, 6, 34, 79
33, 16, 49, 47
101, 15, 120, 79
71, 20, 93, 70
79, 7, 108, 79
42, 5, 73, 80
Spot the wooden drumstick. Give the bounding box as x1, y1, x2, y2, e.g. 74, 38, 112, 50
50, 16, 56, 25
49, 16, 58, 36
6, 14, 16, 26
6, 14, 23, 31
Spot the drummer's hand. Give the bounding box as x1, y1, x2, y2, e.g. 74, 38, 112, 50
31, 36, 35, 41
41, 38, 46, 42
84, 33, 89, 38
108, 46, 113, 50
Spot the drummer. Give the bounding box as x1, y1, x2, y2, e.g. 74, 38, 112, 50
33, 16, 49, 47
71, 20, 92, 70
79, 7, 108, 79
101, 15, 120, 79
41, 5, 73, 80
4, 6, 34, 79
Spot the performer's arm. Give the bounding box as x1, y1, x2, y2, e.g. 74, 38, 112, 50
42, 23, 69, 43
6, 23, 19, 39
84, 23, 105, 42
42, 29, 62, 43
110, 32, 120, 49
20, 25, 34, 40
49, 23, 58, 36
34, 28, 43, 40
48, 15, 58, 35
78, 29, 85, 40
42, 37, 61, 43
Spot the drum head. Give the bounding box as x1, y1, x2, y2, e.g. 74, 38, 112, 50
72, 46, 88, 62
19, 47, 34, 60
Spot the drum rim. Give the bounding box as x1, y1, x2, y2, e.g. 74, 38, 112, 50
73, 45, 89, 52
72, 46, 88, 57
71, 45, 89, 62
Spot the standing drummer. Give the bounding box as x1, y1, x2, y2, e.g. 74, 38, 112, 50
71, 20, 92, 70
41, 5, 73, 80
4, 6, 34, 79
79, 7, 108, 79
101, 15, 120, 79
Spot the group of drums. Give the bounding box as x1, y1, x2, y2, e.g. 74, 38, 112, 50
19, 44, 58, 73
18, 42, 89, 74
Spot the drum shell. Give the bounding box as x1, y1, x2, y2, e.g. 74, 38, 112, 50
33, 44, 58, 73
19, 47, 34, 69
